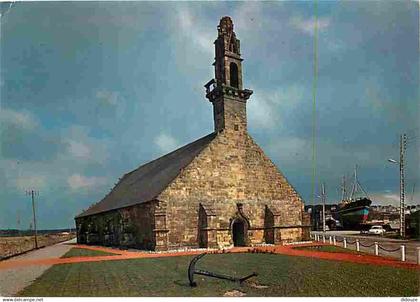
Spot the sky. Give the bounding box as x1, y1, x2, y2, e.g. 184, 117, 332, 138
0, 1, 419, 229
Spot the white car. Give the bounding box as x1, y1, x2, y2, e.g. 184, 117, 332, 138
368, 225, 386, 235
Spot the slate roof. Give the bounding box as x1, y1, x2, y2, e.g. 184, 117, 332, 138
76, 132, 216, 218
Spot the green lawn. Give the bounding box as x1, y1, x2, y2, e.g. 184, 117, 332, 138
61, 247, 118, 258
19, 253, 418, 297
294, 245, 366, 255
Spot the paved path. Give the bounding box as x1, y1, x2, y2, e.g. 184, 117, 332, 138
0, 239, 75, 297
1, 242, 418, 273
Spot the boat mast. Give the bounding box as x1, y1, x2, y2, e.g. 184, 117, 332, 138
349, 164, 370, 201
341, 175, 347, 201
349, 165, 357, 201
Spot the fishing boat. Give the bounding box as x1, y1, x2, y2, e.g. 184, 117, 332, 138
336, 166, 372, 229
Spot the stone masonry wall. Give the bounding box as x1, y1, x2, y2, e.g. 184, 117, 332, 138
158, 123, 308, 249
76, 201, 157, 250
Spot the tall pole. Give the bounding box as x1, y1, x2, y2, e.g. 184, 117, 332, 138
28, 190, 38, 249
399, 134, 407, 238
310, 0, 319, 232
16, 210, 21, 235
349, 165, 358, 201
322, 183, 326, 233
341, 175, 346, 201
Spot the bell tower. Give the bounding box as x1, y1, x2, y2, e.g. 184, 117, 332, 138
205, 16, 253, 134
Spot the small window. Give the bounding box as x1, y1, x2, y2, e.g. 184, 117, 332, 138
234, 124, 239, 131
230, 62, 239, 88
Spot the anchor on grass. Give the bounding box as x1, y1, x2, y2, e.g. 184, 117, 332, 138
188, 253, 258, 287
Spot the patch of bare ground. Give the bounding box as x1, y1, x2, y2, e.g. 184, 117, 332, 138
0, 233, 76, 259
245, 280, 269, 289
223, 289, 246, 297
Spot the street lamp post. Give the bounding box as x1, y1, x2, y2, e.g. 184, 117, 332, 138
388, 133, 407, 238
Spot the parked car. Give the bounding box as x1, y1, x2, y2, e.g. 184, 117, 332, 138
368, 225, 386, 235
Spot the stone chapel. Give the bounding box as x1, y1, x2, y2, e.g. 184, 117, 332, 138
75, 16, 311, 251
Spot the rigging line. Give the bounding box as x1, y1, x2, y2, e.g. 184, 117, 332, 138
410, 183, 415, 203
311, 0, 319, 208
355, 165, 369, 198
357, 179, 370, 199
349, 166, 357, 200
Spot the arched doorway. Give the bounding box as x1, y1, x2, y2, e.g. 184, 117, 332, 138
232, 219, 246, 246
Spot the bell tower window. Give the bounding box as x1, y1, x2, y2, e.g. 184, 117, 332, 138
230, 62, 239, 88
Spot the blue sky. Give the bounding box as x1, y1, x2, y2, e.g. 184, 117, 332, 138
0, 1, 418, 229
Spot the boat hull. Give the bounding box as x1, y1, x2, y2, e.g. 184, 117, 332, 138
336, 198, 371, 229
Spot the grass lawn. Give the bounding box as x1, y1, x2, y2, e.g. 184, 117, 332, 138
293, 245, 366, 255
19, 253, 418, 297
61, 247, 118, 258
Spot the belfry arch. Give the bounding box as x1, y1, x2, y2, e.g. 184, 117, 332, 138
230, 62, 239, 88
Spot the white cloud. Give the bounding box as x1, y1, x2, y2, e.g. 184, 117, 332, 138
96, 90, 119, 106
62, 125, 110, 164
175, 7, 214, 55
15, 175, 47, 191
67, 174, 107, 190
248, 84, 306, 129
370, 191, 420, 206
290, 16, 331, 36
154, 132, 179, 153
369, 193, 400, 206
233, 1, 264, 31
270, 85, 305, 105
67, 140, 91, 159
248, 95, 276, 129
177, 7, 193, 31
0, 159, 50, 192
325, 39, 346, 53
0, 108, 38, 129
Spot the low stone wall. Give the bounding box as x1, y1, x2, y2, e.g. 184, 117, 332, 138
0, 233, 75, 259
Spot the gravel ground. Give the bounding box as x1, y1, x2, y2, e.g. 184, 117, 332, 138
0, 238, 76, 297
